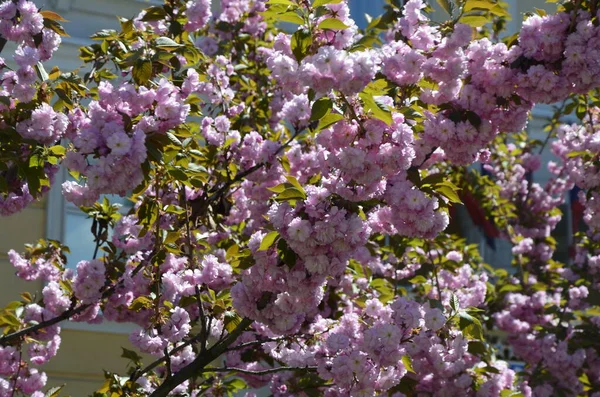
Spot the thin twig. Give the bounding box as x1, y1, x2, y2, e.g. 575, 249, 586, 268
202, 366, 317, 376
163, 346, 172, 379
195, 285, 208, 352
10, 350, 22, 397
538, 100, 567, 156
339, 93, 367, 137
149, 317, 253, 397
130, 330, 206, 384
569, 0, 583, 33
0, 257, 146, 346
182, 185, 209, 352
223, 336, 290, 352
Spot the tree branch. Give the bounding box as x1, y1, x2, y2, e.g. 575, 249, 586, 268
148, 317, 253, 397
0, 258, 146, 346
202, 366, 317, 377
190, 129, 301, 222
130, 329, 207, 384
223, 336, 290, 352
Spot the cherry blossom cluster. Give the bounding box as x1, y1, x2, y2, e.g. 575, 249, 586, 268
476, 129, 600, 395
2, 242, 69, 396
62, 79, 189, 206
553, 111, 600, 229
0, 0, 61, 102
3, 0, 600, 396
483, 141, 569, 265
0, 0, 63, 217
226, 294, 518, 397
232, 189, 371, 334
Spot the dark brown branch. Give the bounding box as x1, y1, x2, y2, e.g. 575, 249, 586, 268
190, 129, 301, 222
339, 93, 367, 137
202, 366, 317, 376
0, 37, 7, 55
148, 317, 253, 397
130, 329, 206, 384
223, 336, 289, 352
0, 258, 146, 346
10, 349, 22, 397
181, 185, 209, 353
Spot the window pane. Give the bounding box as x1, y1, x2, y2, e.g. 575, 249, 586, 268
64, 195, 132, 267
349, 0, 385, 28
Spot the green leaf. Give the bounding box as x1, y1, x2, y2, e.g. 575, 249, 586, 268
437, 0, 453, 15
168, 168, 189, 181
409, 275, 428, 284
499, 284, 522, 293
458, 311, 475, 324
420, 173, 445, 187
317, 18, 350, 30
490, 5, 511, 17
586, 289, 600, 305
458, 311, 484, 340
464, 0, 496, 12
280, 155, 291, 173
121, 348, 142, 364
401, 355, 415, 373
44, 386, 65, 397
259, 231, 280, 251
388, 376, 419, 395
468, 340, 487, 355
43, 18, 69, 37
35, 62, 49, 81
24, 166, 42, 196
0, 313, 21, 327
49, 145, 66, 156
132, 58, 152, 85
224, 311, 242, 333
291, 29, 312, 62
436, 183, 462, 204
267, 0, 294, 4
363, 79, 392, 96
359, 93, 392, 125
465, 110, 482, 128
278, 12, 304, 24
166, 132, 182, 147
120, 18, 134, 35
567, 150, 588, 158
313, 0, 343, 6
128, 296, 153, 311
277, 187, 306, 200
226, 378, 248, 391
278, 238, 298, 268
155, 37, 182, 50
40, 10, 68, 22
460, 15, 490, 27
285, 176, 305, 195
310, 97, 333, 121
450, 294, 460, 312
500, 391, 525, 397
4, 301, 22, 312
316, 112, 344, 131
141, 6, 167, 21
267, 183, 286, 194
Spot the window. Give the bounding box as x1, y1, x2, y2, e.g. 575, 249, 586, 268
348, 0, 385, 28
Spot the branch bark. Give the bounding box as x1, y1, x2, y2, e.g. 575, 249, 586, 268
148, 317, 253, 397
0, 258, 146, 346
202, 366, 317, 377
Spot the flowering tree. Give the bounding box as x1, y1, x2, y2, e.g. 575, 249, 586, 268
1, 0, 600, 395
